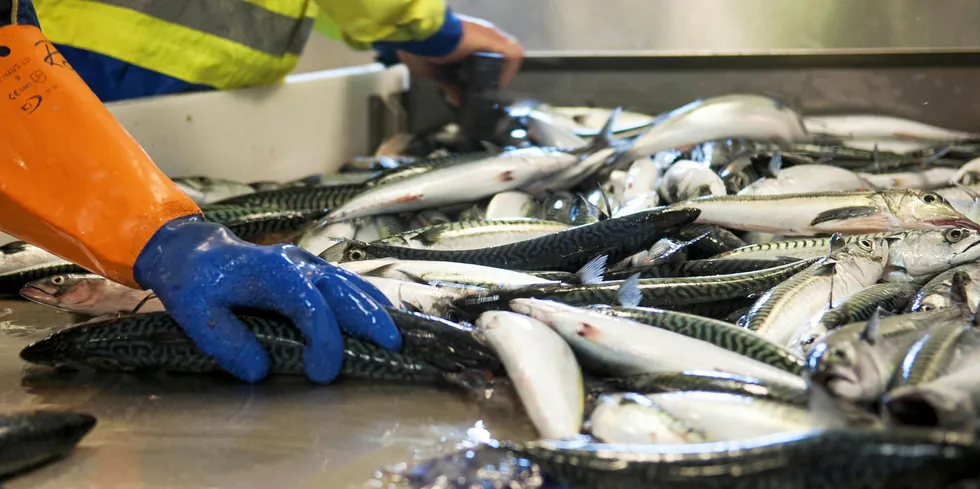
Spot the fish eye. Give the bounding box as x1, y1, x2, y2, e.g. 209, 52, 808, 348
922, 193, 939, 204
920, 304, 935, 312
945, 228, 966, 243
50, 276, 65, 286
858, 239, 873, 251
347, 249, 366, 261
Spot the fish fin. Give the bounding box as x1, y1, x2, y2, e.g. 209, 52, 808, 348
480, 141, 503, 155
920, 146, 952, 167
872, 143, 880, 171
810, 207, 879, 227
829, 233, 846, 253
394, 270, 431, 286
616, 273, 643, 308
859, 308, 883, 345
598, 184, 614, 220
414, 227, 447, 246
577, 194, 604, 222
950, 270, 972, 309
576, 255, 608, 285
767, 151, 783, 177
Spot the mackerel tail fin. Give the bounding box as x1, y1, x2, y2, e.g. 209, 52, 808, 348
582, 106, 621, 155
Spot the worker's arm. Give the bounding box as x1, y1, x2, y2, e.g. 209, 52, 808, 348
0, 0, 399, 383
316, 0, 524, 104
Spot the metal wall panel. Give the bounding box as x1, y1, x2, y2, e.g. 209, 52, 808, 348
449, 0, 980, 55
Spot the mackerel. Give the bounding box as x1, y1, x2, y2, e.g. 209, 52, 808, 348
21, 274, 164, 316
201, 205, 324, 241
372, 219, 571, 250
212, 184, 363, 212
327, 147, 580, 221
465, 258, 818, 312
715, 233, 892, 261
600, 371, 809, 406
738, 164, 875, 196
889, 322, 974, 389
589, 305, 805, 374
745, 237, 888, 347
589, 393, 709, 444
858, 168, 958, 191
803, 114, 980, 141
360, 276, 475, 316
659, 160, 726, 203
674, 223, 746, 258
19, 310, 495, 383
337, 258, 557, 289
504, 427, 980, 489
605, 257, 802, 280
0, 241, 66, 275
477, 311, 583, 440
172, 176, 255, 204
510, 299, 807, 388
817, 282, 920, 330
0, 262, 88, 295
674, 189, 980, 235
884, 361, 980, 429
338, 208, 699, 273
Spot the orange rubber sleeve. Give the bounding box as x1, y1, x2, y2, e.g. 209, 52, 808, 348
0, 25, 201, 288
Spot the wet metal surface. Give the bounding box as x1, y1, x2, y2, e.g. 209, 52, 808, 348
0, 300, 534, 489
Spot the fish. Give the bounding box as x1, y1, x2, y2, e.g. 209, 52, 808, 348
858, 168, 959, 191
484, 191, 539, 219
200, 205, 324, 242
612, 192, 660, 218
335, 208, 699, 273
211, 184, 364, 213
523, 109, 590, 149
908, 262, 980, 312
589, 305, 804, 375
0, 410, 96, 478
503, 427, 980, 489
605, 257, 803, 280
0, 262, 88, 295
19, 310, 496, 383
171, 176, 256, 204
369, 152, 492, 186
808, 305, 969, 401
0, 241, 67, 275
621, 156, 661, 202
803, 114, 980, 141
659, 160, 727, 204
465, 258, 818, 313
477, 311, 583, 440
674, 223, 747, 258
509, 299, 807, 388
325, 147, 582, 221
543, 105, 656, 137
589, 393, 709, 444
817, 282, 921, 330
296, 220, 359, 255
617, 94, 809, 165
745, 236, 888, 347
599, 371, 810, 406
884, 362, 980, 429
371, 219, 572, 251
674, 189, 980, 235
20, 274, 164, 316
888, 321, 975, 389
737, 164, 875, 196
360, 276, 475, 316
337, 258, 560, 289
951, 156, 980, 185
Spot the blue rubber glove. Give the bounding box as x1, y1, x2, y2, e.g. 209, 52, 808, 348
133, 215, 401, 383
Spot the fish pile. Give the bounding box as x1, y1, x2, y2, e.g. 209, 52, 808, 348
11, 94, 980, 488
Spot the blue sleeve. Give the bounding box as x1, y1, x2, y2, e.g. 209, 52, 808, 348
372, 6, 463, 59
0, 0, 40, 28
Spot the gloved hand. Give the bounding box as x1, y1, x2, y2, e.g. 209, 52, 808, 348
374, 10, 524, 106
133, 215, 401, 383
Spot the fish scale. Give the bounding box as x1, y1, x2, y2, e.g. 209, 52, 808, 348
18, 311, 497, 384
346, 208, 699, 272
505, 428, 980, 489
819, 282, 920, 329
607, 257, 801, 280
370, 152, 492, 185
890, 322, 973, 389
465, 258, 819, 313
590, 306, 805, 374
211, 184, 363, 212
373, 219, 571, 250
746, 257, 834, 335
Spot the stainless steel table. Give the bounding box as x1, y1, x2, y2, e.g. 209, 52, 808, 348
0, 301, 533, 489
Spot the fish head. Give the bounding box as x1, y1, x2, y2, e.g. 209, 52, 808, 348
883, 385, 974, 429
20, 334, 78, 369
909, 293, 953, 313
318, 239, 376, 263
836, 237, 889, 282
809, 340, 887, 401
901, 228, 980, 278
891, 190, 980, 231
20, 274, 105, 309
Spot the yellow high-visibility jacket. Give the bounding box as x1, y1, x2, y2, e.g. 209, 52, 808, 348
32, 0, 456, 90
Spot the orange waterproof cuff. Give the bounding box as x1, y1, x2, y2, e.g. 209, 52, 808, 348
0, 25, 201, 288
